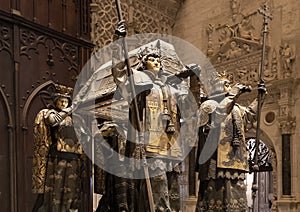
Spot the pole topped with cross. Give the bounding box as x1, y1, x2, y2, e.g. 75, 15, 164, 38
258, 2, 273, 33
251, 2, 273, 212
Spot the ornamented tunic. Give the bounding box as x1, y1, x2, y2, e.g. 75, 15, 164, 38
196, 95, 257, 212
145, 82, 182, 159
32, 108, 86, 212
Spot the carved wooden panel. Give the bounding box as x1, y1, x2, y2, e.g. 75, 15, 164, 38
0, 19, 13, 212
17, 37, 91, 212
20, 82, 58, 211
0, 22, 13, 57
0, 89, 11, 212
0, 5, 93, 212
19, 27, 79, 86
2, 0, 90, 40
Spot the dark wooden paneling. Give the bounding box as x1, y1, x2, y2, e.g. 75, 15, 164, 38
66, 1, 77, 36
21, 96, 48, 212
3, 0, 89, 39
0, 0, 11, 13
20, 0, 33, 20
0, 3, 93, 211
0, 156, 10, 212
0, 85, 11, 212
80, 0, 90, 38
34, 0, 48, 26
17, 28, 90, 212
0, 52, 14, 101
49, 0, 63, 31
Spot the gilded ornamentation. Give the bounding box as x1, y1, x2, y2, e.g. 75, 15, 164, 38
32, 83, 88, 211
32, 109, 52, 193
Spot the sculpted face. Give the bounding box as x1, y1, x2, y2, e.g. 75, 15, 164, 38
56, 97, 69, 110
146, 56, 161, 74
223, 80, 232, 93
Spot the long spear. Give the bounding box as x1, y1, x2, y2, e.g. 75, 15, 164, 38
114, 1, 155, 211
252, 2, 272, 211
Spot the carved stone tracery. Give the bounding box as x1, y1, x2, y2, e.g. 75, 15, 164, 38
90, 0, 183, 50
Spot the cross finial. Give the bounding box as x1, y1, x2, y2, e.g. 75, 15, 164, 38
258, 2, 273, 23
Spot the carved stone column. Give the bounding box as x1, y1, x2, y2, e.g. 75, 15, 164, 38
276, 79, 298, 197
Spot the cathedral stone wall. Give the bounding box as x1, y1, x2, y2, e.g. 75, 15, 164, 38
173, 0, 300, 211
90, 0, 300, 211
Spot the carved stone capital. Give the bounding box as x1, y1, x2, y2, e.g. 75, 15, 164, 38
278, 113, 296, 135
274, 78, 299, 116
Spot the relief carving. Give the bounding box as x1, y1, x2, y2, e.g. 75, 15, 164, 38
20, 28, 78, 73
178, 172, 189, 185
206, 24, 214, 57
221, 40, 243, 60
205, 5, 276, 88
218, 25, 235, 47
210, 35, 264, 87
0, 23, 12, 56
236, 66, 248, 85
279, 43, 295, 78
215, 38, 260, 63
264, 49, 278, 81
270, 150, 278, 206
231, 0, 241, 20
236, 15, 259, 41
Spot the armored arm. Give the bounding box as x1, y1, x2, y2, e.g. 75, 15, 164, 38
225, 83, 252, 113
46, 107, 73, 126
243, 84, 267, 129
